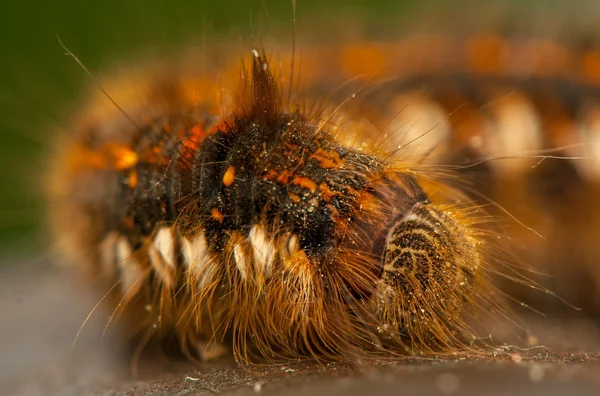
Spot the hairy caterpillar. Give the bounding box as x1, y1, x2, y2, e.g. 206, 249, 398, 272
47, 42, 514, 365
44, 14, 600, 368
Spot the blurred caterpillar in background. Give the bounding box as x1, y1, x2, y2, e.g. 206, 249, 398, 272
45, 6, 600, 367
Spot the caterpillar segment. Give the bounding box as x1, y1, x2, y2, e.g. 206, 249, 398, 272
49, 47, 502, 364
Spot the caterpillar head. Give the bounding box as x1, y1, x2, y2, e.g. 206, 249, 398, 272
374, 201, 485, 352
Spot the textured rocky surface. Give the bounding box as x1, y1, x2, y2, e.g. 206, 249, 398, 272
2, 261, 600, 396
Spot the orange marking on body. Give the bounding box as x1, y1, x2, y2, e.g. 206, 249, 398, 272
180, 123, 208, 168
292, 176, 317, 193
582, 50, 600, 84
277, 170, 293, 184
188, 124, 205, 141
288, 193, 301, 204
319, 182, 336, 201
262, 169, 278, 180
223, 166, 236, 186
309, 149, 342, 169
211, 208, 224, 224
67, 145, 106, 172
466, 35, 507, 74
68, 143, 139, 173
110, 144, 139, 170
128, 170, 138, 189
341, 43, 387, 77
209, 119, 232, 135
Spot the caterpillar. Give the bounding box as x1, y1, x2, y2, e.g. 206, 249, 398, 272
44, 7, 600, 368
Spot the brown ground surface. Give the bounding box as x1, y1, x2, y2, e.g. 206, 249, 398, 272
2, 260, 600, 396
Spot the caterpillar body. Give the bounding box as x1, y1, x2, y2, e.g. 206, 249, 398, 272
47, 33, 600, 366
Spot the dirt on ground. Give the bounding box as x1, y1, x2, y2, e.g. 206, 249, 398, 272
2, 260, 600, 396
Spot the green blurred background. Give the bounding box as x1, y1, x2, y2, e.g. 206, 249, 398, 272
0, 0, 570, 260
